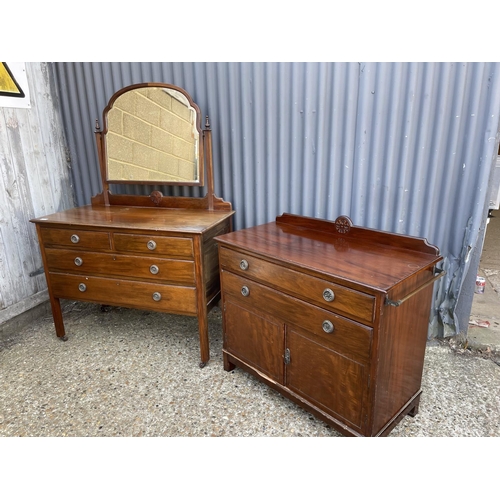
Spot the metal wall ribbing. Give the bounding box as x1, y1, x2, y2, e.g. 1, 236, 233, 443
52, 62, 500, 338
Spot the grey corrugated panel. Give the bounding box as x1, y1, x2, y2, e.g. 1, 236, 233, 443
51, 62, 500, 338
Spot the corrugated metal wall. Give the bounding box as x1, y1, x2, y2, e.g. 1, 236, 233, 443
52, 62, 500, 338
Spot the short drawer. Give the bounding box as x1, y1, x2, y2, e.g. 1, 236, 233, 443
44, 248, 195, 285
221, 270, 372, 364
113, 233, 194, 258
40, 227, 111, 250
49, 273, 197, 315
219, 246, 375, 325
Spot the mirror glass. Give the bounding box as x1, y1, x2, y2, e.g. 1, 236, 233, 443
104, 86, 201, 184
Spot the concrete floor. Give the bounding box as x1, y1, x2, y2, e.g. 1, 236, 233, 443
1, 301, 499, 438
0, 213, 499, 439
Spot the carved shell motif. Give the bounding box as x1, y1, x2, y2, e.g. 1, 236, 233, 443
334, 216, 352, 234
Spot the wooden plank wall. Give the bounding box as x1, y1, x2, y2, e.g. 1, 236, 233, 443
0, 62, 75, 326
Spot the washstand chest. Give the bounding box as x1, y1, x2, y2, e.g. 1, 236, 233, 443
215, 213, 444, 436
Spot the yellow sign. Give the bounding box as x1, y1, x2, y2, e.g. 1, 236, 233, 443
0, 62, 25, 98
0, 62, 30, 108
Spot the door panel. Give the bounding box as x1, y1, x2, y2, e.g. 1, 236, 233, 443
286, 327, 367, 430
224, 299, 284, 383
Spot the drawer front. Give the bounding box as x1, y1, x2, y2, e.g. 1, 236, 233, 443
40, 227, 111, 250
221, 270, 372, 364
44, 248, 195, 285
49, 273, 197, 315
219, 247, 375, 325
113, 233, 194, 258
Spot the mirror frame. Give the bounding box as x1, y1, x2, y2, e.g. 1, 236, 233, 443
95, 82, 206, 191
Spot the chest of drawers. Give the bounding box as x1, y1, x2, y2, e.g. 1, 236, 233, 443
31, 204, 233, 367
215, 213, 444, 436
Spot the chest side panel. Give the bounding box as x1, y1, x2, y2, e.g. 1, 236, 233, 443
371, 270, 436, 435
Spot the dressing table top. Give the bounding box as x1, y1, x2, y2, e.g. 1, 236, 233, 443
32, 205, 234, 234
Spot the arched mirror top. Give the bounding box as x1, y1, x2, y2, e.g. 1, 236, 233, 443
97, 82, 205, 186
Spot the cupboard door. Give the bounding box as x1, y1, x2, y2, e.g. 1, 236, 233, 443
286, 327, 367, 431
223, 298, 284, 383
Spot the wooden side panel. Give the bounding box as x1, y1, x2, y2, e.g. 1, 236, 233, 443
371, 270, 435, 434
203, 218, 232, 301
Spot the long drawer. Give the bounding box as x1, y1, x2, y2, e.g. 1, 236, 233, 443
221, 270, 372, 364
219, 246, 375, 325
49, 273, 197, 315
40, 227, 111, 250
44, 248, 195, 285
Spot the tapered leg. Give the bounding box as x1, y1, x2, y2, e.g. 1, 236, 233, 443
50, 296, 67, 341
198, 308, 209, 368
35, 224, 67, 341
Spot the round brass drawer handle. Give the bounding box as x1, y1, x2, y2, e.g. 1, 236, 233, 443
78, 283, 87, 292
322, 288, 335, 302
147, 240, 157, 251
152, 292, 162, 301
71, 234, 80, 244
239, 259, 249, 271
322, 320, 334, 333
74, 257, 83, 266
150, 265, 159, 275
241, 285, 250, 297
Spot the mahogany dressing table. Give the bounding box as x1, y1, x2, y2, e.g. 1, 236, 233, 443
31, 83, 233, 367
